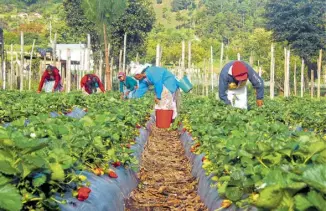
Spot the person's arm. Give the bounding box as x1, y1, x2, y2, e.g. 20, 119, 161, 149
38, 72, 47, 92
246, 63, 264, 100
119, 81, 124, 93
154, 80, 163, 100
94, 75, 105, 92
218, 70, 231, 105
53, 69, 60, 90
128, 77, 138, 91
80, 76, 86, 89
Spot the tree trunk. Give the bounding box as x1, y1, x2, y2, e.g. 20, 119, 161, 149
103, 24, 111, 91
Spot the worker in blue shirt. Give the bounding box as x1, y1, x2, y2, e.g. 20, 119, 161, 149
219, 61, 264, 109
132, 65, 180, 119
132, 80, 149, 99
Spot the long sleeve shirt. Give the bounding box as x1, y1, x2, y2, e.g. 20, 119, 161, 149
144, 66, 178, 100
38, 67, 61, 92
80, 74, 105, 94
119, 76, 138, 93
133, 80, 149, 98
219, 61, 264, 104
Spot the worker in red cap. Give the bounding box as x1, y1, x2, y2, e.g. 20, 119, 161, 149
80, 74, 105, 95
219, 61, 264, 109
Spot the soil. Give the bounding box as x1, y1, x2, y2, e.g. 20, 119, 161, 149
125, 126, 207, 211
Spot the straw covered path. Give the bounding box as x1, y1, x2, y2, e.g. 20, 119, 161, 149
125, 126, 207, 211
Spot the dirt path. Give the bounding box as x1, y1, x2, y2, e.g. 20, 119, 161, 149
125, 127, 207, 211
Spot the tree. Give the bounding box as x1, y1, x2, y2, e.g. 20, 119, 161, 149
110, 0, 155, 62
81, 0, 127, 90
266, 0, 326, 72
171, 0, 195, 12
63, 0, 100, 50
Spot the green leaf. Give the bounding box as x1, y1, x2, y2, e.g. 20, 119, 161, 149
32, 174, 47, 187
255, 185, 283, 209
306, 190, 326, 210
302, 165, 326, 194
225, 187, 243, 201
49, 163, 65, 181
0, 174, 11, 186
80, 116, 95, 127
0, 184, 23, 211
294, 194, 313, 211
0, 160, 18, 175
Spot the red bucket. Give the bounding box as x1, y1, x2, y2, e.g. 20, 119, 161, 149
155, 109, 173, 128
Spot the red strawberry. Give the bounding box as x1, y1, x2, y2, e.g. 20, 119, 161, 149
126, 144, 131, 149
77, 187, 91, 201
182, 128, 187, 133
202, 156, 206, 162
83, 108, 88, 112
108, 170, 118, 178
112, 161, 121, 168
136, 124, 141, 129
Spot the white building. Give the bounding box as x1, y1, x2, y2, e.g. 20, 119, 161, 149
55, 44, 94, 73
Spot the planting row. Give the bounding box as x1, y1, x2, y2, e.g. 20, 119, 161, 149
174, 96, 326, 210
0, 92, 153, 211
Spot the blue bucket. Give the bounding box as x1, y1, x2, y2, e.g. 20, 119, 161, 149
177, 75, 193, 93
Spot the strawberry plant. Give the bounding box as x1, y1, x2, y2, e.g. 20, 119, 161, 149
0, 91, 153, 211
178, 95, 326, 210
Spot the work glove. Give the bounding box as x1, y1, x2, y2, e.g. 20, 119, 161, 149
256, 99, 264, 107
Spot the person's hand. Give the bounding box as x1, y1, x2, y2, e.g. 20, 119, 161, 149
155, 97, 160, 104
256, 99, 264, 107
134, 86, 138, 90
120, 94, 124, 100
52, 88, 55, 93
37, 90, 41, 94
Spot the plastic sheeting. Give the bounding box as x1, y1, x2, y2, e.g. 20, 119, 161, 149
3, 108, 87, 128
2, 108, 153, 211
58, 117, 153, 211
179, 128, 257, 211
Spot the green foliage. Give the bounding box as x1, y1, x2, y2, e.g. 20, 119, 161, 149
266, 0, 326, 64
177, 95, 326, 210
171, 0, 195, 12
110, 0, 156, 61
0, 91, 153, 210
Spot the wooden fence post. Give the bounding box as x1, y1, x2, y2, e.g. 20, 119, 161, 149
29, 39, 35, 90
20, 31, 24, 91
110, 57, 113, 90
87, 34, 91, 73
287, 49, 291, 96
66, 49, 71, 93
123, 33, 127, 72
311, 70, 314, 98
156, 44, 160, 67
301, 59, 304, 97
210, 46, 214, 91
181, 40, 185, 73
119, 49, 123, 72
188, 41, 191, 69
52, 33, 57, 65
317, 49, 322, 99
293, 61, 297, 96
10, 44, 13, 90
270, 43, 275, 99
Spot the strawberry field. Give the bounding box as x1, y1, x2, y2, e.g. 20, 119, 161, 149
175, 96, 326, 210
0, 91, 153, 211
1, 91, 326, 211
